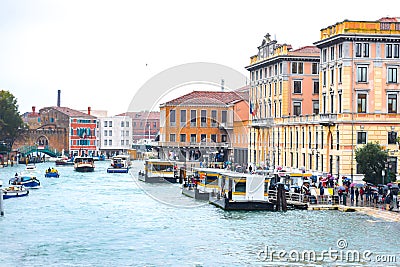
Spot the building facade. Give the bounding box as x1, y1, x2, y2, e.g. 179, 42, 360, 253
120, 111, 160, 142
246, 18, 400, 181
158, 90, 248, 167
246, 35, 320, 169
97, 116, 133, 157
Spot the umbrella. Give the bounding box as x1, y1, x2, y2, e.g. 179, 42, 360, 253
387, 183, 393, 187
337, 185, 346, 190
355, 183, 365, 188
391, 184, 399, 189
350, 182, 356, 187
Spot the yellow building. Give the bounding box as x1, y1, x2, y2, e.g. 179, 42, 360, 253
245, 34, 320, 169
314, 17, 400, 181
246, 18, 400, 181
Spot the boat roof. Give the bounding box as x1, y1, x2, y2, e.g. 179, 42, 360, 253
145, 159, 175, 164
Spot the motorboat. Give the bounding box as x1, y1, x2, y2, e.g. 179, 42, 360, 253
74, 156, 95, 172
55, 157, 74, 166
45, 167, 60, 178
107, 155, 131, 173
25, 164, 37, 172
9, 174, 41, 189
2, 185, 29, 199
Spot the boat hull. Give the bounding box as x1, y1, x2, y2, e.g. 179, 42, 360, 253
209, 195, 276, 211
2, 187, 30, 199
75, 166, 95, 172
45, 172, 60, 178
107, 168, 129, 173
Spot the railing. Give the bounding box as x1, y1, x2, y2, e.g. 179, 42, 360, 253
251, 118, 274, 128
17, 145, 61, 157
319, 114, 337, 126
269, 190, 341, 205
158, 141, 229, 148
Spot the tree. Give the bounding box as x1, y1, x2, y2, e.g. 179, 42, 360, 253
0, 90, 25, 152
355, 142, 390, 185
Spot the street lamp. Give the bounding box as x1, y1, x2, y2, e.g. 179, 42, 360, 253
382, 169, 385, 186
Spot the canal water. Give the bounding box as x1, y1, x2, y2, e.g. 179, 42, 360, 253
1, 160, 399, 266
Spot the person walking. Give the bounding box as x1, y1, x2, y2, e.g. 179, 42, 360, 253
359, 187, 364, 204
355, 188, 360, 203
350, 186, 355, 203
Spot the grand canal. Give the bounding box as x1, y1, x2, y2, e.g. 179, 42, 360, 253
1, 160, 399, 266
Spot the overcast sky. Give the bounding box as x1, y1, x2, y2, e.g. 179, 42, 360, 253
0, 0, 398, 115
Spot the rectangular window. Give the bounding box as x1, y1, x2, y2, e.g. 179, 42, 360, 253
322, 49, 327, 62
395, 44, 399, 58
293, 102, 301, 116
190, 134, 196, 143
291, 62, 303, 74
293, 80, 302, 94
330, 46, 335, 61
388, 131, 397, 144
357, 94, 367, 113
211, 110, 217, 127
200, 134, 206, 142
388, 94, 397, 113
323, 70, 327, 86
109, 121, 112, 127
180, 134, 186, 142
170, 134, 176, 142
357, 66, 368, 82
338, 93, 342, 113
201, 110, 207, 127
109, 139, 112, 146
221, 110, 227, 123
109, 130, 112, 136
169, 110, 176, 126
312, 63, 319, 74
386, 44, 393, 58
121, 121, 124, 127
363, 43, 369, 57
336, 131, 340, 150
292, 62, 297, 74
330, 69, 334, 85
126, 121, 129, 127
104, 130, 107, 136
388, 67, 398, 83
211, 134, 217, 142
313, 81, 319, 94
355, 43, 362, 57
313, 101, 319, 115
121, 140, 124, 146
180, 110, 186, 127
221, 134, 227, 142
338, 44, 343, 58
190, 110, 197, 127
104, 121, 108, 127
357, 132, 367, 144
338, 65, 342, 83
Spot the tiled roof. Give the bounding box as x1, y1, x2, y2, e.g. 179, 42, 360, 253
378, 17, 400, 22
291, 46, 320, 54
119, 111, 160, 120
42, 106, 96, 118
162, 90, 247, 106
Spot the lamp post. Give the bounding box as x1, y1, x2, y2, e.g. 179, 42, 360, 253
382, 169, 385, 186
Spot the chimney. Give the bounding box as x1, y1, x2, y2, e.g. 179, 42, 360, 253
57, 90, 61, 107
88, 106, 91, 115
32, 106, 36, 115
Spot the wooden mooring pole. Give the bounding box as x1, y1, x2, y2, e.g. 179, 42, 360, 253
0, 187, 4, 216
276, 183, 287, 211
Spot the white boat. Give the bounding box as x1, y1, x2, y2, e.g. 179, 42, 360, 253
107, 155, 131, 173
74, 156, 95, 172
25, 164, 37, 172
2, 185, 29, 199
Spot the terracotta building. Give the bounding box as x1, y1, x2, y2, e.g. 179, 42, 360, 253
158, 88, 249, 167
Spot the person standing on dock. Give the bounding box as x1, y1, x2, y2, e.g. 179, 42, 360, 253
355, 188, 359, 203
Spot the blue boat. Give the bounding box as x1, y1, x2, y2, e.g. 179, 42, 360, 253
45, 168, 60, 178
9, 174, 41, 189
2, 185, 30, 199
107, 155, 131, 173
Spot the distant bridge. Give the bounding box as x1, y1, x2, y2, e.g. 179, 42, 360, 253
17, 145, 62, 158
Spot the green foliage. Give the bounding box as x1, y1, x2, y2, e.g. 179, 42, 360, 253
355, 142, 387, 185
0, 90, 25, 150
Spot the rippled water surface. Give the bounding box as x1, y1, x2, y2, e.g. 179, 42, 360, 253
1, 160, 399, 266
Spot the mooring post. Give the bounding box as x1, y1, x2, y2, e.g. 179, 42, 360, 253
277, 183, 287, 211
0, 187, 4, 216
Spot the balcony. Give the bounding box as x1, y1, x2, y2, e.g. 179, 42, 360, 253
158, 141, 229, 149
319, 114, 337, 126
251, 118, 274, 128
218, 122, 233, 130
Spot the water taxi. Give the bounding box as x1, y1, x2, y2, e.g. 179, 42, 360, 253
107, 155, 131, 173
208, 171, 275, 211
2, 185, 29, 199
9, 174, 41, 189
181, 167, 223, 200
138, 159, 177, 183
74, 156, 95, 172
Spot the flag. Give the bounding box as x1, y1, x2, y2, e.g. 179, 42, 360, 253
249, 101, 253, 115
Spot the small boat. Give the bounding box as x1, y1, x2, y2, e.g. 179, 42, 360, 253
74, 156, 95, 172
107, 155, 131, 173
138, 159, 178, 183
55, 157, 74, 166
25, 164, 37, 172
45, 168, 60, 178
9, 174, 41, 189
2, 185, 29, 199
